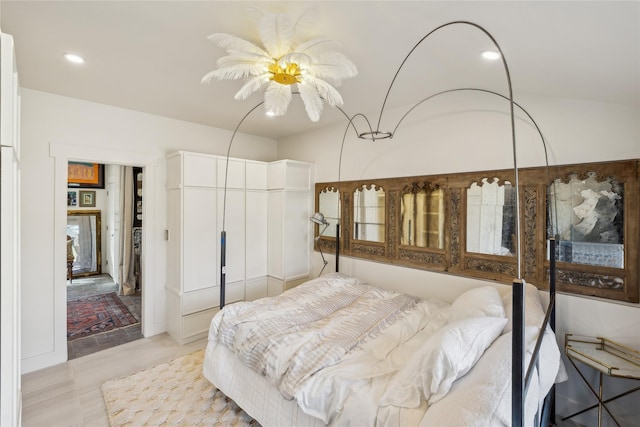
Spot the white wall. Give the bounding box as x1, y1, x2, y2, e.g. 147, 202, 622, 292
20, 88, 277, 373
0, 31, 22, 427
278, 91, 640, 425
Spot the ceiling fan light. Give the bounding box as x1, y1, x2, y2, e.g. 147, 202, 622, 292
202, 12, 357, 122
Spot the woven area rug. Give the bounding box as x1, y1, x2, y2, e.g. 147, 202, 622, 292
67, 292, 139, 341
102, 350, 259, 426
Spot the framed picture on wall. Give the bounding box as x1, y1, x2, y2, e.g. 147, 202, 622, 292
68, 162, 105, 189
79, 190, 96, 207
133, 166, 143, 227
67, 191, 77, 207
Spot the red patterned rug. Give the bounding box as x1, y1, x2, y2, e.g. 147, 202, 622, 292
67, 292, 139, 341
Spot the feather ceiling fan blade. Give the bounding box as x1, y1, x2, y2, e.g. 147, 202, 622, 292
306, 76, 344, 107
264, 81, 293, 116
260, 13, 294, 58
295, 39, 341, 57
207, 34, 268, 57
201, 65, 259, 82
310, 61, 358, 82
297, 83, 323, 122
217, 51, 271, 65
279, 52, 311, 68
234, 75, 270, 100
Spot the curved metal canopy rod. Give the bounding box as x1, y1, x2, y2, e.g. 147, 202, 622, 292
333, 86, 559, 251
333, 21, 521, 279
218, 21, 567, 306
387, 86, 558, 238
383, 21, 520, 280
217, 21, 559, 427
330, 22, 552, 427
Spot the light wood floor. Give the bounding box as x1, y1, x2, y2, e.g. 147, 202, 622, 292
21, 333, 591, 427
21, 333, 207, 426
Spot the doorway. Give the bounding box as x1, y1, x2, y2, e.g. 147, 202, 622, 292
66, 163, 144, 359
46, 143, 159, 369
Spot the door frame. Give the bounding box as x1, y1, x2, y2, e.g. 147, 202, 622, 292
51, 143, 159, 362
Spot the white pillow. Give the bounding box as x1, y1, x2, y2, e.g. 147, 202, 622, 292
379, 315, 507, 408
502, 282, 546, 334
419, 326, 542, 427
448, 286, 506, 323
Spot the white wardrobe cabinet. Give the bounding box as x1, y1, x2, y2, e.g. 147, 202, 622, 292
166, 152, 311, 344
267, 160, 313, 295
166, 153, 220, 345
245, 160, 269, 301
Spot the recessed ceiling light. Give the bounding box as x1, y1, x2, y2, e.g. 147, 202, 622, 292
64, 53, 85, 64
265, 110, 276, 117
481, 50, 501, 60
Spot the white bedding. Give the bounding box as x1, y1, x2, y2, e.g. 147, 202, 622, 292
203, 273, 562, 426
209, 274, 419, 401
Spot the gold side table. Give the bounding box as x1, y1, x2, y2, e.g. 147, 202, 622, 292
563, 334, 640, 427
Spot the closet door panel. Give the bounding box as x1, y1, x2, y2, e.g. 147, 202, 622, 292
218, 188, 245, 284
268, 191, 284, 279
166, 189, 182, 292
217, 158, 245, 189
246, 161, 268, 190
246, 190, 268, 280
183, 153, 216, 187
183, 187, 217, 292
284, 191, 311, 278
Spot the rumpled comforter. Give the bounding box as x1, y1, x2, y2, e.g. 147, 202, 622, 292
206, 274, 561, 426
208, 273, 424, 400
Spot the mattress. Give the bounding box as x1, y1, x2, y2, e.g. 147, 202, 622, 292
204, 342, 325, 427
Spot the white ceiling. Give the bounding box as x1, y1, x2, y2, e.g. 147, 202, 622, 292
1, 1, 638, 140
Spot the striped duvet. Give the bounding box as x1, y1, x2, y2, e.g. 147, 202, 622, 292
208, 273, 419, 400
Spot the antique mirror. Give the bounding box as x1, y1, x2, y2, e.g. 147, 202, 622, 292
67, 210, 102, 277
318, 186, 340, 238
400, 183, 444, 249
466, 178, 516, 256
315, 160, 638, 303
353, 184, 385, 242
549, 172, 624, 268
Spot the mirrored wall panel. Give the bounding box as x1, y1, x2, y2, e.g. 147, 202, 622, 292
318, 187, 340, 238
67, 210, 102, 277
549, 172, 624, 268
400, 184, 444, 249
315, 159, 639, 303
466, 178, 516, 256
353, 184, 385, 243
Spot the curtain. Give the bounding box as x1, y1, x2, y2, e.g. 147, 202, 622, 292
118, 166, 136, 295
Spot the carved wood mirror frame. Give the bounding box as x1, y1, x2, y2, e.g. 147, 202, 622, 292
67, 209, 103, 278
315, 159, 639, 303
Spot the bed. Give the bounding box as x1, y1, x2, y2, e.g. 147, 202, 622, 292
203, 273, 564, 426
